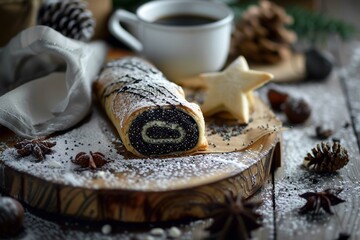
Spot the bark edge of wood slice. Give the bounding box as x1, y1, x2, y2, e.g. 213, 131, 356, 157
0, 100, 281, 223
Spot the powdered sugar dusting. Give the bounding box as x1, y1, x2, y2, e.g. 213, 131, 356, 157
98, 57, 201, 129
15, 208, 209, 239
0, 103, 274, 191
260, 69, 360, 239
340, 42, 360, 137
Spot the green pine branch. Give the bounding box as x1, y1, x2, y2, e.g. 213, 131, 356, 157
113, 0, 357, 42
286, 6, 356, 42
225, 0, 357, 42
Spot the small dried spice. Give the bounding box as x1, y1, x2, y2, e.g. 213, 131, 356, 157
315, 126, 333, 140
304, 141, 349, 172
14, 138, 56, 161
283, 97, 311, 124
299, 188, 345, 215
267, 88, 289, 111
72, 151, 109, 170
205, 192, 262, 240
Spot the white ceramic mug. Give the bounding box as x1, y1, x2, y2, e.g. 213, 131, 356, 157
109, 0, 234, 82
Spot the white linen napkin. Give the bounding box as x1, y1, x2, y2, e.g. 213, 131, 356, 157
0, 26, 107, 138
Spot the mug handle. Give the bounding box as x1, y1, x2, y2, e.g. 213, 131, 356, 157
108, 9, 143, 52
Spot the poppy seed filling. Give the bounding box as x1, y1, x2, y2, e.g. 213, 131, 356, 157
128, 108, 199, 156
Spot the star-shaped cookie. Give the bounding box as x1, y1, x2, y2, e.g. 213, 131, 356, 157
200, 56, 273, 123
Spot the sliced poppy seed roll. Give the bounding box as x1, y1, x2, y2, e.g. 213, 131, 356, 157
95, 57, 208, 157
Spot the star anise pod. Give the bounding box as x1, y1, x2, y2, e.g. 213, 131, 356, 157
299, 188, 345, 215
14, 138, 56, 161
72, 151, 109, 170
304, 141, 349, 172
205, 192, 262, 240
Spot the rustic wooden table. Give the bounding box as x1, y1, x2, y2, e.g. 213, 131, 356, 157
3, 42, 359, 240
3, 1, 360, 239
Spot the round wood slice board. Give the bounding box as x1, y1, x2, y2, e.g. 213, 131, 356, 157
0, 97, 281, 224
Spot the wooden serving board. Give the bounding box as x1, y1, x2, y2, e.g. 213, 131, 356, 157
0, 96, 281, 223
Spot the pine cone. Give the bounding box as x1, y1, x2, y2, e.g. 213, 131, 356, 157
304, 142, 349, 172
230, 0, 297, 64
37, 0, 95, 41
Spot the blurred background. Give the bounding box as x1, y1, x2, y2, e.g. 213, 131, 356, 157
0, 0, 359, 68
1, 0, 359, 45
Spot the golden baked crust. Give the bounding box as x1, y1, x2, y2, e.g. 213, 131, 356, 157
95, 57, 207, 157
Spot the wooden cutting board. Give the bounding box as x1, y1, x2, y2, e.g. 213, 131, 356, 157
0, 97, 281, 223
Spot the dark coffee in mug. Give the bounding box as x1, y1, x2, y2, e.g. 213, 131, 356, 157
154, 14, 217, 26
108, 0, 233, 81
